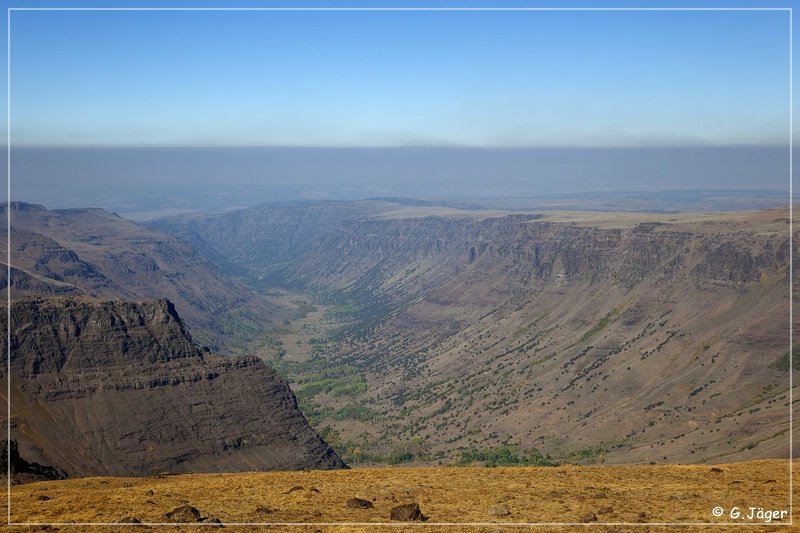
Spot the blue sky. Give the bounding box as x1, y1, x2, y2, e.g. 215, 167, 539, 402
4, 3, 793, 148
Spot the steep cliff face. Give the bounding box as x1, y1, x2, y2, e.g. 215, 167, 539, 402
153, 204, 796, 464
290, 214, 791, 292
154, 204, 792, 296
329, 216, 793, 463
149, 200, 393, 269
2, 297, 346, 477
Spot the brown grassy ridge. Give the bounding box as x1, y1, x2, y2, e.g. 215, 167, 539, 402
4, 460, 796, 532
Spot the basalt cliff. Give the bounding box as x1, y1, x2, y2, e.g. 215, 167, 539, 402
2, 296, 345, 478
152, 201, 797, 465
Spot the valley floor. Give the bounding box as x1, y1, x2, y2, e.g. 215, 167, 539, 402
5, 460, 796, 531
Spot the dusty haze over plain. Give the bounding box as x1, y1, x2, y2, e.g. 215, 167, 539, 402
9, 145, 793, 220
6, 7, 794, 218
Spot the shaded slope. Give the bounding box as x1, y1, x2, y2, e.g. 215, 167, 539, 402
147, 199, 408, 284
3, 202, 282, 351
2, 296, 346, 477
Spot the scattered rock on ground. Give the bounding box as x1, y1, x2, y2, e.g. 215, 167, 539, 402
710, 467, 723, 474
283, 485, 305, 494
346, 497, 374, 509
580, 512, 598, 523
117, 517, 141, 523
597, 506, 613, 515
255, 506, 274, 514
36, 495, 52, 501
390, 502, 428, 521
163, 505, 202, 523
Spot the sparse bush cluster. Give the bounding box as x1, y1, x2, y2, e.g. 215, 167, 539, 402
297, 374, 367, 399
299, 398, 378, 426
563, 446, 608, 464
293, 299, 317, 320
456, 445, 554, 467
214, 308, 266, 353
770, 345, 800, 372
318, 287, 396, 341
579, 309, 617, 343
317, 426, 437, 465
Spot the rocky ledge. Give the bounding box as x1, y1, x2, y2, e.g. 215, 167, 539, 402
2, 296, 346, 478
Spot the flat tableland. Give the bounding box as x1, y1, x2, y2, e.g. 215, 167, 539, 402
6, 459, 795, 531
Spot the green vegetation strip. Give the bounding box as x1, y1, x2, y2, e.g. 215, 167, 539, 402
457, 445, 555, 467
579, 309, 618, 343
770, 345, 800, 372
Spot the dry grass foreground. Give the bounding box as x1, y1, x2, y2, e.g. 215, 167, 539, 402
4, 460, 796, 532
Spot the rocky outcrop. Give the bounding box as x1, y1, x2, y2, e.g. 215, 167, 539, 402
0, 439, 66, 484
2, 297, 346, 477
153, 203, 791, 294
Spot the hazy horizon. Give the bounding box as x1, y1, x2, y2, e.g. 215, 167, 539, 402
6, 6, 794, 220
8, 144, 793, 220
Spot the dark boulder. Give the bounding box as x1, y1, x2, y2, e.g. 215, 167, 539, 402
390, 502, 428, 521
346, 497, 374, 509
163, 505, 202, 523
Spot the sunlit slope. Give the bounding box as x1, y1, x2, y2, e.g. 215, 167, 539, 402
155, 203, 797, 465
